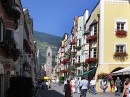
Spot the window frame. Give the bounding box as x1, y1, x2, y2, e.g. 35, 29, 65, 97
114, 18, 128, 32
115, 44, 126, 52
90, 47, 97, 58
114, 43, 127, 53
0, 19, 4, 42
78, 56, 80, 63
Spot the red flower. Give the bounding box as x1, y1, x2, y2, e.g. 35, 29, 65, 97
87, 34, 97, 42
60, 69, 68, 73
115, 30, 127, 37
61, 58, 70, 64
114, 52, 128, 57
85, 57, 97, 63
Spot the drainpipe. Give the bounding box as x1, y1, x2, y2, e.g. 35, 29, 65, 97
97, 14, 100, 67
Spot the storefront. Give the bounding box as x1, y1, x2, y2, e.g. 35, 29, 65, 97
0, 63, 4, 97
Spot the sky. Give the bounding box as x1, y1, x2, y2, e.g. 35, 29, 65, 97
21, 0, 99, 37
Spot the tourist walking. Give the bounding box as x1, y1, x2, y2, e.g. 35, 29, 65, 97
76, 78, 80, 94
100, 79, 108, 93
71, 78, 76, 93
115, 77, 122, 96
64, 79, 72, 97
79, 76, 88, 97
122, 78, 130, 97
90, 77, 97, 95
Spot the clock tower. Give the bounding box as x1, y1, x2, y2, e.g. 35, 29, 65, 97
46, 46, 52, 77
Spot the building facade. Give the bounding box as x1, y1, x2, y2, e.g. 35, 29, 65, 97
56, 0, 130, 92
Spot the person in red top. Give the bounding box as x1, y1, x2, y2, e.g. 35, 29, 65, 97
64, 79, 72, 97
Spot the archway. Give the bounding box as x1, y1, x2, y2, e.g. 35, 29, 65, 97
111, 67, 128, 92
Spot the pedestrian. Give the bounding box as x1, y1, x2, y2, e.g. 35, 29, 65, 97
76, 78, 80, 94
79, 76, 88, 97
122, 78, 130, 97
115, 77, 122, 96
110, 79, 115, 92
71, 78, 76, 93
90, 77, 97, 95
100, 79, 108, 93
64, 79, 72, 97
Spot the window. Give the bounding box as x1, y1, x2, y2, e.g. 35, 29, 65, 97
73, 59, 75, 64
80, 27, 82, 31
48, 52, 50, 56
93, 48, 97, 57
79, 39, 81, 46
78, 56, 80, 63
94, 25, 97, 34
90, 24, 97, 35
0, 20, 4, 41
91, 48, 97, 58
0, 20, 1, 41
115, 45, 126, 52
117, 22, 125, 30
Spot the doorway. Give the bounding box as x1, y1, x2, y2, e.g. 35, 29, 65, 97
111, 67, 126, 92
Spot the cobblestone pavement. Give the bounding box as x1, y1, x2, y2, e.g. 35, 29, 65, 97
36, 84, 122, 97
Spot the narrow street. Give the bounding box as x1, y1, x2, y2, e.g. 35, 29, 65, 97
36, 84, 122, 97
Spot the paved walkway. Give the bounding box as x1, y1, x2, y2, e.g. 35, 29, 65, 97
36, 84, 122, 97
52, 84, 122, 97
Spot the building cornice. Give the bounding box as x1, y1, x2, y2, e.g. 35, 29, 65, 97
105, 0, 130, 4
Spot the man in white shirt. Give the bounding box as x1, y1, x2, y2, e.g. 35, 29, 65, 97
80, 76, 88, 97
90, 77, 97, 95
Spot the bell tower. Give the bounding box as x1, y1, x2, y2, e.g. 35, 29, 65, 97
46, 46, 52, 77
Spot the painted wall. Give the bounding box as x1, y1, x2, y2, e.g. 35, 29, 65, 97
104, 1, 130, 63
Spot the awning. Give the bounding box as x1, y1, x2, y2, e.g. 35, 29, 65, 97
0, 63, 4, 74
77, 68, 96, 77
112, 66, 130, 75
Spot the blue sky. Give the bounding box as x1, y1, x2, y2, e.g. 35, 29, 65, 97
21, 0, 99, 37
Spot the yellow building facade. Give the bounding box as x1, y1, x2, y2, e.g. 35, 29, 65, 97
95, 0, 130, 92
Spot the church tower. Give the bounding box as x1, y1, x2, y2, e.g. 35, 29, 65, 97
46, 46, 52, 77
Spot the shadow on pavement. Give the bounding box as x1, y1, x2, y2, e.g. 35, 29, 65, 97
37, 89, 64, 97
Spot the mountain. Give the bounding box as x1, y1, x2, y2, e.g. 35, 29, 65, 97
34, 31, 62, 66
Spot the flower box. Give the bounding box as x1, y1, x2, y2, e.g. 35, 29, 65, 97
85, 57, 97, 63
74, 46, 81, 50
74, 63, 81, 67
115, 30, 127, 37
61, 58, 69, 64
87, 34, 97, 42
97, 73, 112, 81
114, 52, 128, 58
68, 66, 75, 72
70, 38, 76, 45
60, 69, 68, 73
